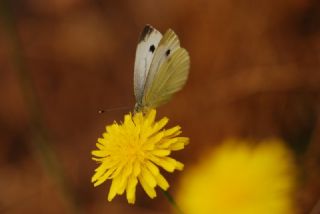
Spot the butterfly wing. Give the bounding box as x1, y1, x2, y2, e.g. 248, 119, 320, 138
141, 29, 190, 109
134, 25, 162, 104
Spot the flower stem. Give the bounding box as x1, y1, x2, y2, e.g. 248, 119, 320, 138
161, 190, 184, 214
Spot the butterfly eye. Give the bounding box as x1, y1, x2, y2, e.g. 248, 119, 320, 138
165, 49, 171, 56
149, 45, 155, 53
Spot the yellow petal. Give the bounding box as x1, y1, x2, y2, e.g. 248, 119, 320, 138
141, 167, 157, 188
102, 131, 109, 138
144, 132, 164, 149
124, 114, 134, 129
177, 137, 189, 145
93, 167, 116, 186
92, 163, 107, 182
96, 143, 104, 150
144, 109, 156, 128
133, 111, 143, 126
149, 156, 175, 172
126, 176, 138, 204
109, 162, 127, 179
145, 161, 160, 176
122, 162, 133, 178
146, 109, 156, 123
164, 126, 181, 137
116, 174, 128, 195
155, 173, 169, 190
138, 175, 157, 199
169, 142, 185, 151
152, 117, 169, 133
158, 138, 178, 148
108, 177, 120, 201
91, 150, 108, 157
151, 149, 171, 157
92, 157, 104, 162
133, 161, 141, 176
174, 160, 184, 170
97, 137, 106, 145
106, 124, 117, 133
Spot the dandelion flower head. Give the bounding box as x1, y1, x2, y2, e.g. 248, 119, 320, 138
176, 139, 297, 214
92, 109, 189, 204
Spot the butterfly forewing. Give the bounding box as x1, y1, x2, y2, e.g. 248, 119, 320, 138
143, 29, 180, 94
134, 25, 162, 104
141, 29, 183, 108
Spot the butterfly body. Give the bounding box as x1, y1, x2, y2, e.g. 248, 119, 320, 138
134, 25, 190, 112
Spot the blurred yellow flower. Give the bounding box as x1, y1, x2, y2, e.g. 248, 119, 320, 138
176, 139, 297, 214
92, 109, 189, 204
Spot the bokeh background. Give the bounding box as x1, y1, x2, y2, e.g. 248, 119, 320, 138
0, 0, 320, 213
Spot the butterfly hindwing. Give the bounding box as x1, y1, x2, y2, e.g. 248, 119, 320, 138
142, 29, 190, 108
134, 25, 162, 104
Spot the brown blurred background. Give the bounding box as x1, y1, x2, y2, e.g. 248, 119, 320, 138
0, 0, 320, 213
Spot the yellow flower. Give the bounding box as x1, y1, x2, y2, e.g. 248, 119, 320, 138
92, 109, 189, 204
176, 139, 297, 214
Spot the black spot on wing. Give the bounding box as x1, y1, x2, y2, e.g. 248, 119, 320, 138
165, 49, 171, 56
149, 45, 155, 53
139, 25, 154, 42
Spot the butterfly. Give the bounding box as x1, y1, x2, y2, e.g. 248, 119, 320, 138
134, 25, 190, 112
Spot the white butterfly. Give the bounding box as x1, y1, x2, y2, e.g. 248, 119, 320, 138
134, 25, 190, 112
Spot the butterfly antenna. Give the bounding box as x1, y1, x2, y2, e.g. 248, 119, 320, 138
97, 106, 131, 114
